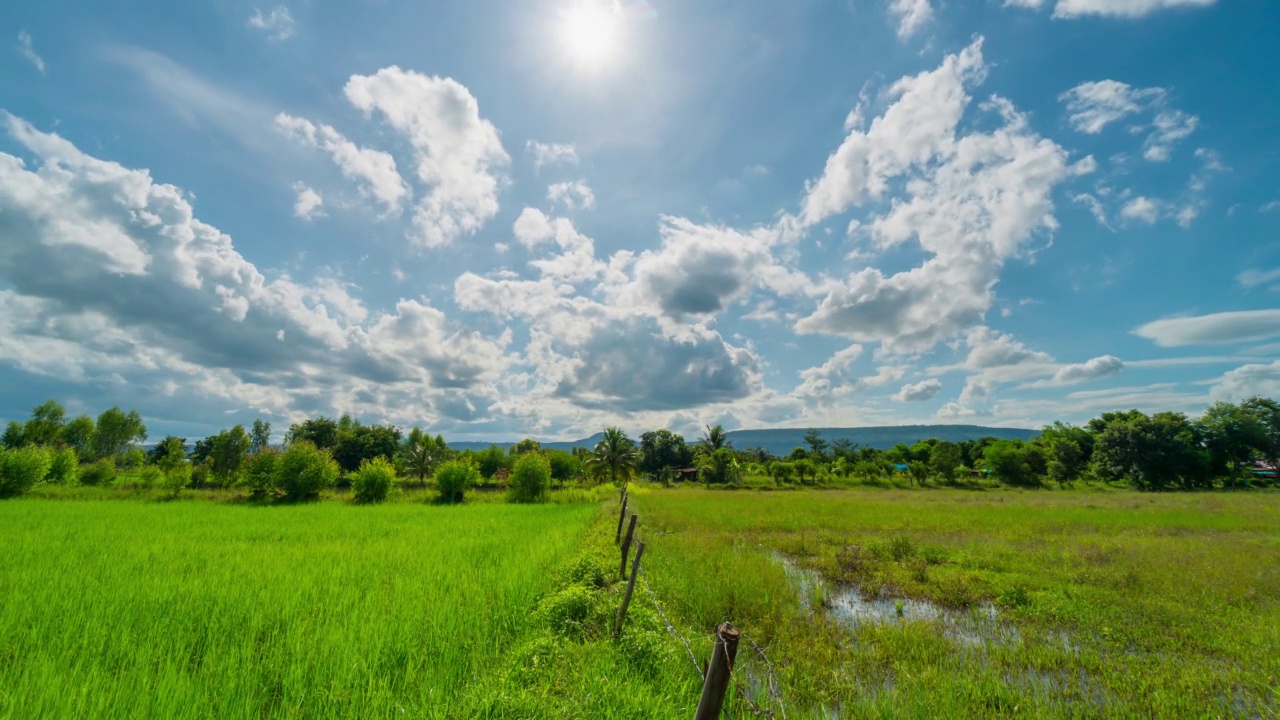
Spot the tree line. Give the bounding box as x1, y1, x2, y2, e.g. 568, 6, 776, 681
2, 397, 1277, 499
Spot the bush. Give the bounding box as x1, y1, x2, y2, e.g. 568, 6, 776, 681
120, 447, 147, 469
241, 449, 279, 499
46, 448, 79, 484
275, 441, 339, 501
80, 458, 117, 487
350, 456, 396, 503
137, 466, 164, 489
435, 459, 479, 504
509, 452, 551, 504
0, 445, 53, 497
161, 463, 191, 498
190, 462, 210, 488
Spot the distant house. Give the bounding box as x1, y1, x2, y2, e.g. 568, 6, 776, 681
1250, 462, 1277, 479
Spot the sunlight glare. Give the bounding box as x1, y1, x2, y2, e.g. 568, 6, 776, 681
560, 2, 620, 67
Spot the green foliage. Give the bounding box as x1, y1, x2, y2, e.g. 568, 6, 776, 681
160, 463, 191, 498
350, 457, 397, 503
792, 457, 816, 484
46, 448, 79, 484
637, 429, 692, 485
284, 416, 338, 450
767, 460, 794, 485
80, 458, 117, 487
803, 428, 828, 459
119, 447, 147, 469
208, 425, 251, 487
0, 445, 53, 497
400, 429, 450, 484
545, 449, 581, 487
511, 438, 542, 455
509, 452, 551, 503
931, 441, 962, 482
584, 427, 639, 487
906, 460, 930, 486
190, 462, 210, 488
23, 399, 66, 446
2, 421, 25, 450
146, 436, 188, 466
62, 415, 95, 458
137, 466, 164, 489
474, 445, 513, 479
275, 441, 338, 501
249, 419, 271, 454
700, 424, 731, 452
1092, 410, 1211, 490
1199, 401, 1267, 487
89, 406, 147, 461
333, 421, 402, 474
696, 447, 740, 485
566, 554, 609, 589
983, 440, 1036, 487
241, 448, 279, 499
1046, 437, 1084, 486
434, 459, 479, 504
534, 584, 608, 639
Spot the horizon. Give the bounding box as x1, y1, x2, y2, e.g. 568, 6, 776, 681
2, 0, 1278, 442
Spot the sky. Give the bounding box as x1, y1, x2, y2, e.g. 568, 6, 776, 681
1, 0, 1278, 442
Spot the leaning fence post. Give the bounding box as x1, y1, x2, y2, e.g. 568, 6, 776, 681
614, 540, 645, 636
693, 623, 740, 720
616, 495, 629, 544
620, 514, 638, 579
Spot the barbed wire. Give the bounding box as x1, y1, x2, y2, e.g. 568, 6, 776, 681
740, 630, 787, 720
637, 562, 703, 679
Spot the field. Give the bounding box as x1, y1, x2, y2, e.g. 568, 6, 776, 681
2, 488, 1279, 719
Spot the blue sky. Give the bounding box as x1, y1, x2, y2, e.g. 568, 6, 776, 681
2, 0, 1278, 441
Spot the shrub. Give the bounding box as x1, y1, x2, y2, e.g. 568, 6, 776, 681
46, 448, 79, 484
435, 459, 479, 504
534, 585, 607, 639
80, 458, 117, 487
190, 462, 211, 488
567, 554, 610, 589
350, 456, 396, 503
241, 449, 280, 499
137, 466, 164, 489
0, 445, 53, 497
275, 441, 339, 501
161, 463, 191, 498
119, 447, 147, 469
509, 452, 551, 504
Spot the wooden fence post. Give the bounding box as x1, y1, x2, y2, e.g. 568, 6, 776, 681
620, 513, 638, 579
615, 495, 629, 544
614, 541, 645, 636
693, 623, 740, 720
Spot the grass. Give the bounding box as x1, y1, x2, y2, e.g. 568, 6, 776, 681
0, 499, 595, 718
631, 487, 1280, 718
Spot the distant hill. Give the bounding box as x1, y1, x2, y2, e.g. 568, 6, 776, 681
449, 425, 1036, 456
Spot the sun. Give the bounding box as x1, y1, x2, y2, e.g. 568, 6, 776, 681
559, 2, 620, 67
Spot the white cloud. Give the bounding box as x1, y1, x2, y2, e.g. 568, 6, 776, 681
345, 68, 510, 247
0, 113, 509, 427
547, 180, 595, 211
895, 378, 942, 402
964, 327, 1052, 369
888, 0, 934, 39
1059, 80, 1197, 162
248, 6, 295, 40
1135, 310, 1280, 347
937, 377, 995, 418
1120, 196, 1161, 224
17, 31, 45, 75
794, 345, 906, 404
526, 141, 578, 171
1260, 200, 1280, 214
275, 114, 410, 213
1047, 355, 1124, 385
292, 183, 324, 220
1052, 0, 1215, 18
1142, 110, 1198, 161
1210, 361, 1280, 403
1238, 268, 1280, 289
796, 42, 1071, 354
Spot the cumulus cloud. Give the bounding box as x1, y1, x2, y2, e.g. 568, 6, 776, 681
547, 180, 595, 211
1033, 355, 1124, 386
292, 183, 324, 220
1211, 361, 1280, 403
248, 6, 295, 40
0, 112, 508, 426
888, 0, 934, 39
526, 141, 578, 171
1052, 0, 1215, 18
17, 31, 45, 75
276, 114, 410, 213
1135, 310, 1280, 347
937, 377, 995, 418
964, 327, 1052, 369
795, 41, 1071, 354
1059, 80, 1197, 161
1120, 196, 1161, 224
895, 378, 942, 402
345, 68, 510, 247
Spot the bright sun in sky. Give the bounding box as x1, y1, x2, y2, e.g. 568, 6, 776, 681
560, 2, 620, 67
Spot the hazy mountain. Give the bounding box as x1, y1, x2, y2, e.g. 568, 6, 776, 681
448, 425, 1036, 456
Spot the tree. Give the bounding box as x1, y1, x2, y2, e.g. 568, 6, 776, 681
585, 427, 639, 487
983, 440, 1035, 487
1243, 396, 1280, 471
638, 429, 692, 485
509, 452, 551, 503
831, 438, 856, 461
147, 436, 188, 466
89, 407, 147, 460
1092, 410, 1209, 491
700, 425, 731, 453
767, 461, 794, 486
62, 415, 95, 458
250, 419, 272, 454
474, 445, 513, 480
931, 441, 963, 482
401, 429, 450, 485
333, 421, 402, 474
512, 438, 542, 455
0, 445, 53, 497
1199, 401, 1267, 488
285, 417, 338, 450
23, 400, 66, 446
435, 459, 479, 503
275, 441, 339, 501
242, 448, 280, 499
2, 421, 25, 449
350, 457, 397, 503
209, 425, 251, 486
803, 429, 828, 460
1046, 438, 1084, 487
907, 461, 930, 487
697, 447, 740, 485
792, 458, 816, 485
545, 449, 581, 487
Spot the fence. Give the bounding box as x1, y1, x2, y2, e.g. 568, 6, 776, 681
612, 487, 788, 719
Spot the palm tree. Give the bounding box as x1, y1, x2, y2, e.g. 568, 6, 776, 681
701, 424, 731, 452
401, 428, 448, 487
585, 427, 640, 488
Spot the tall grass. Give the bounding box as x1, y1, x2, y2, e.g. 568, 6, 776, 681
0, 500, 594, 718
